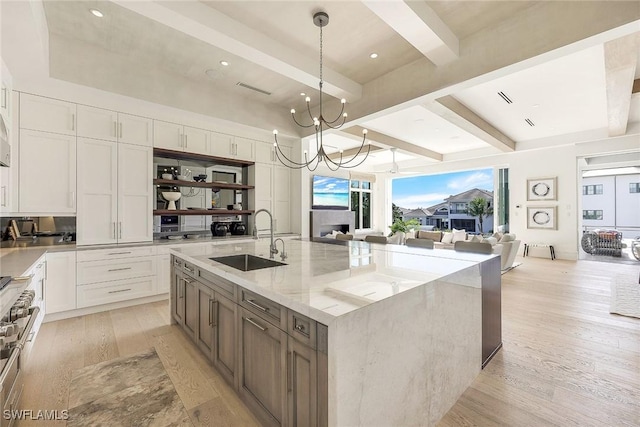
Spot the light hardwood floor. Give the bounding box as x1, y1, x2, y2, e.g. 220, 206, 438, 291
19, 256, 640, 426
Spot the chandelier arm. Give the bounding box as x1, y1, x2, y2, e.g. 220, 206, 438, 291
327, 143, 371, 169
325, 136, 370, 167
274, 134, 322, 167
325, 103, 346, 124
322, 117, 347, 130
291, 114, 316, 128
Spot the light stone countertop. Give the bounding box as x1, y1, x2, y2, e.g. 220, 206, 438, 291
172, 239, 497, 325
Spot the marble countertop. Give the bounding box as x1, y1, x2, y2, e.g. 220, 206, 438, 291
172, 239, 497, 325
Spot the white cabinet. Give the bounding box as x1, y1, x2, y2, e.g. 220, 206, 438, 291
20, 93, 76, 136
255, 141, 291, 165
157, 254, 171, 294
153, 120, 210, 155
19, 129, 76, 213
183, 126, 209, 155
0, 159, 11, 213
45, 251, 77, 314
77, 105, 153, 147
250, 163, 291, 234
211, 132, 254, 161
1, 59, 13, 132
77, 137, 152, 245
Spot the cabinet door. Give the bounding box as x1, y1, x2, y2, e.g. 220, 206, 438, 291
20, 93, 76, 135
172, 270, 185, 325
183, 126, 209, 155
118, 113, 152, 147
238, 306, 287, 427
153, 120, 183, 150
1, 59, 12, 129
274, 166, 290, 233
254, 141, 273, 165
19, 129, 77, 213
288, 338, 318, 427
157, 254, 171, 294
118, 143, 153, 243
251, 164, 273, 233
0, 159, 11, 213
196, 283, 215, 359
182, 276, 198, 339
210, 131, 233, 157
45, 251, 77, 314
213, 292, 236, 384
76, 105, 118, 141
234, 137, 255, 161
77, 138, 118, 245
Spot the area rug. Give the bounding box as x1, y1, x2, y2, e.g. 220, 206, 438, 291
501, 261, 522, 275
67, 348, 191, 426
610, 273, 640, 318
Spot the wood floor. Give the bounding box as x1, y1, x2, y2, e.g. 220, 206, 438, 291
19, 256, 640, 426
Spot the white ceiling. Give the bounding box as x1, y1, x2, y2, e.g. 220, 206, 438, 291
2, 1, 638, 173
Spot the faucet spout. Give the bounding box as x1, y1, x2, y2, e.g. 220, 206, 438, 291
274, 238, 287, 261
253, 209, 277, 259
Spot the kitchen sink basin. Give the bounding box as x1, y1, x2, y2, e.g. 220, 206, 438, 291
209, 254, 287, 271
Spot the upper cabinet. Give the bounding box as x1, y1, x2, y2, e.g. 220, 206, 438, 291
77, 105, 152, 147
153, 120, 209, 155
20, 93, 76, 136
255, 140, 292, 165
211, 133, 254, 162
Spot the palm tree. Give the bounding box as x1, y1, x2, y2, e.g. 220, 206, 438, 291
467, 197, 493, 233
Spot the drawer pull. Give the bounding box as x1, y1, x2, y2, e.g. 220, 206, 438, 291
184, 265, 195, 273
245, 299, 269, 312
108, 251, 132, 256
108, 288, 132, 294
182, 277, 194, 284
243, 317, 267, 332
26, 331, 35, 343
107, 267, 132, 272
295, 323, 306, 333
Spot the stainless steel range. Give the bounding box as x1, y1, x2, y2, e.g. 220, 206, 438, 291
0, 279, 40, 427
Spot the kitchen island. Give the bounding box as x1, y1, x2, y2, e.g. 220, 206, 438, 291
170, 239, 501, 427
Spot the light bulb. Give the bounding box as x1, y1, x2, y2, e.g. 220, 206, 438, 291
273, 129, 278, 135
273, 142, 277, 147
339, 149, 344, 154
290, 109, 296, 114
343, 113, 348, 118
341, 98, 346, 104
305, 97, 311, 103
362, 129, 368, 135
90, 9, 103, 17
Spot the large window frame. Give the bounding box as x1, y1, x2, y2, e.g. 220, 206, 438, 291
582, 210, 603, 220
350, 179, 372, 231
582, 184, 603, 195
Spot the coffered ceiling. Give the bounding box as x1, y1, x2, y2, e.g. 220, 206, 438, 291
2, 1, 638, 173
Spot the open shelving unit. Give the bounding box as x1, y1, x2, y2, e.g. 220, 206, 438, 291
153, 148, 255, 217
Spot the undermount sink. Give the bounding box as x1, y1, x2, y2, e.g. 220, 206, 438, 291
210, 254, 287, 271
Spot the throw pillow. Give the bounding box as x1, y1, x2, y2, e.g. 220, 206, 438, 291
452, 229, 467, 243
483, 237, 498, 246
406, 229, 416, 240
441, 232, 454, 244
500, 234, 515, 242
418, 231, 442, 241
471, 235, 482, 243
493, 232, 504, 241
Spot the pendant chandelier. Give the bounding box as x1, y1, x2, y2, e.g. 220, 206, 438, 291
272, 11, 370, 171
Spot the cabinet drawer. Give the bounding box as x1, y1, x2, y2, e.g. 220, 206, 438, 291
77, 246, 156, 262
77, 276, 155, 308
287, 310, 317, 349
198, 268, 235, 300
77, 257, 156, 285
182, 261, 198, 277
239, 288, 285, 330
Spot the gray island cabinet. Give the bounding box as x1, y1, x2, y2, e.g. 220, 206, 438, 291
170, 239, 500, 427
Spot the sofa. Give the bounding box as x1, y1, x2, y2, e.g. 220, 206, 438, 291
414, 230, 521, 271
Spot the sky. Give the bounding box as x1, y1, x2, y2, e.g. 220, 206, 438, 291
392, 168, 493, 209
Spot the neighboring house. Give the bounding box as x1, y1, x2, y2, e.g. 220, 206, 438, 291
445, 189, 494, 233
423, 202, 449, 229
582, 173, 640, 230
403, 208, 430, 225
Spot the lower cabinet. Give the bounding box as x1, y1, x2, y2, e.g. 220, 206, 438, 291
170, 255, 327, 427
45, 251, 77, 314
238, 306, 288, 427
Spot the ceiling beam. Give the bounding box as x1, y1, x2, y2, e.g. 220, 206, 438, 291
327, 144, 385, 161
424, 96, 515, 152
361, 0, 458, 66
112, 0, 362, 101
339, 126, 443, 161
604, 33, 639, 136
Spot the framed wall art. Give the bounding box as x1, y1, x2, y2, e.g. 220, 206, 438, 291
527, 206, 557, 230
527, 177, 557, 201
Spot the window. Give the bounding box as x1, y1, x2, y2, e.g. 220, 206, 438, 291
350, 180, 372, 229
582, 210, 603, 220
582, 184, 603, 195
450, 202, 467, 214
630, 183, 640, 193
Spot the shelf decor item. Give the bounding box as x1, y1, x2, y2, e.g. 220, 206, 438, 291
527, 177, 557, 201
162, 192, 182, 210
527, 206, 557, 229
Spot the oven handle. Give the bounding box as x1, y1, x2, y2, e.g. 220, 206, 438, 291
16, 306, 40, 350
0, 340, 20, 386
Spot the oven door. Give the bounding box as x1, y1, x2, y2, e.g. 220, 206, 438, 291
0, 348, 22, 427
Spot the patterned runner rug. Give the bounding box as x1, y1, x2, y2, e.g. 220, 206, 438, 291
67, 348, 191, 426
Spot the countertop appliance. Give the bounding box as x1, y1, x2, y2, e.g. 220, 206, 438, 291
230, 222, 246, 235
211, 222, 229, 237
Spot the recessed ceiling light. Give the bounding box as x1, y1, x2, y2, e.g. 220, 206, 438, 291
369, 53, 378, 59
220, 61, 229, 66
90, 9, 103, 18
300, 92, 306, 96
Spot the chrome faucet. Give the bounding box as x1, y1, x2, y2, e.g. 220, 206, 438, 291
253, 209, 278, 259
274, 238, 287, 261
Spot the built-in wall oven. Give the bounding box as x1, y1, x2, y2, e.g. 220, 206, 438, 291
0, 277, 40, 427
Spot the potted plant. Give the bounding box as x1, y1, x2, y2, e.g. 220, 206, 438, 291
388, 218, 420, 243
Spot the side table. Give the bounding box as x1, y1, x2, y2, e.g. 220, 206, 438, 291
523, 243, 555, 260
